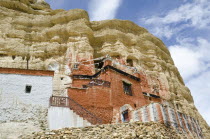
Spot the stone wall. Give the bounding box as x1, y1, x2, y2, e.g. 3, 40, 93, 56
22, 122, 188, 139
68, 59, 161, 124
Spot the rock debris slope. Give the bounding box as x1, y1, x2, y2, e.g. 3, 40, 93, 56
0, 0, 209, 138
22, 122, 188, 139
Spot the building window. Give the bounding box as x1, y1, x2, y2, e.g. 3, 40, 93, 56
94, 59, 104, 70
25, 85, 32, 93
73, 63, 79, 69
12, 55, 16, 60
122, 110, 129, 122
176, 104, 179, 110
126, 59, 133, 66
123, 81, 132, 96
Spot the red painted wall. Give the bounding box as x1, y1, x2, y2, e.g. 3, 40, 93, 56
68, 67, 161, 124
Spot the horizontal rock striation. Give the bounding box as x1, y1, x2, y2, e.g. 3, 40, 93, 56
0, 0, 209, 138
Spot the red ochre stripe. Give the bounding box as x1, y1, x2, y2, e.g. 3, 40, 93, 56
0, 67, 54, 76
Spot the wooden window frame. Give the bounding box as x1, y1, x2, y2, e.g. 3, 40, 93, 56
122, 81, 132, 96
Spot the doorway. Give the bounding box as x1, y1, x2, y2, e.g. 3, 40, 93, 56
122, 110, 129, 122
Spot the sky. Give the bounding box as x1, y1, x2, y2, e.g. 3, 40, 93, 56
45, 0, 210, 126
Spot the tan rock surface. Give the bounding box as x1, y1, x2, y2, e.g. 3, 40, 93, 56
0, 0, 209, 138
22, 122, 188, 139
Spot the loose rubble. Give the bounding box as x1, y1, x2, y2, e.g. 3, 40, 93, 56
22, 122, 188, 139
0, 0, 209, 138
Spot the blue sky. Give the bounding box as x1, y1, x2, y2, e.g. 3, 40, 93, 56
46, 0, 210, 125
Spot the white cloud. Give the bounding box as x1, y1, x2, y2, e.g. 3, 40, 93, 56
141, 0, 210, 125
169, 45, 201, 80
186, 71, 210, 126
145, 1, 210, 27
169, 37, 210, 126
150, 26, 174, 39
169, 37, 210, 80
141, 0, 210, 39
88, 0, 122, 21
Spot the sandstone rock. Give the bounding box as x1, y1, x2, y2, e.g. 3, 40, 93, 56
0, 0, 209, 138
22, 122, 189, 139
64, 131, 71, 134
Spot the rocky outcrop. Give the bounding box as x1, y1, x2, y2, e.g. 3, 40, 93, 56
0, 0, 209, 138
22, 122, 187, 139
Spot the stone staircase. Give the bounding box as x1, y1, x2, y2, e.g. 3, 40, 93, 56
48, 96, 101, 130
48, 106, 91, 130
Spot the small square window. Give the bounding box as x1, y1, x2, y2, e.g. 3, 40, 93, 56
94, 60, 104, 69
73, 63, 79, 69
25, 85, 32, 93
123, 81, 132, 96
126, 59, 133, 66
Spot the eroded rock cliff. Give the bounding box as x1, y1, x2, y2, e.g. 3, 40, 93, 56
0, 0, 209, 138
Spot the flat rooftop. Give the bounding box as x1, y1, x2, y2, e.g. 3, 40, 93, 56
0, 67, 54, 76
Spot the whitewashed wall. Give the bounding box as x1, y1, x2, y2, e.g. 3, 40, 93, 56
48, 107, 72, 130
48, 107, 91, 130
0, 73, 53, 130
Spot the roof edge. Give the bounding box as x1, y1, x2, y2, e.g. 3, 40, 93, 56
0, 67, 54, 76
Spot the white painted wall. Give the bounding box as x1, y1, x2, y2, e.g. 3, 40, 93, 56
0, 73, 53, 107
0, 73, 53, 125
141, 106, 149, 122
133, 111, 139, 122
149, 104, 155, 121
48, 107, 91, 130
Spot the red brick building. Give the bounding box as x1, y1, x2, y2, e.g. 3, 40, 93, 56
68, 57, 161, 124
44, 54, 203, 138
62, 55, 203, 138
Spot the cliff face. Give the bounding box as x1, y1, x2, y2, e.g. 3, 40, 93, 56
0, 0, 209, 138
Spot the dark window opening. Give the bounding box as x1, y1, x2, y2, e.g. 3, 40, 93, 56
149, 97, 152, 101
123, 81, 132, 96
82, 85, 88, 88
176, 104, 179, 110
94, 60, 104, 69
142, 92, 147, 95
134, 104, 137, 108
60, 77, 64, 80
126, 59, 133, 66
25, 85, 32, 93
150, 94, 160, 98
12, 55, 16, 60
122, 110, 129, 122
